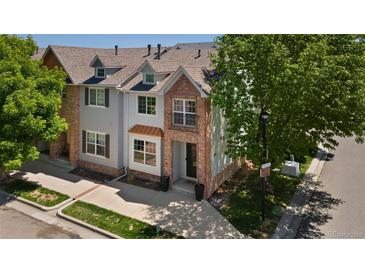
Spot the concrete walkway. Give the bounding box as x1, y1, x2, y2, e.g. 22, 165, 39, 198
18, 160, 245, 239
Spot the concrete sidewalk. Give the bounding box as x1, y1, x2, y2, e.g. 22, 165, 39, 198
17, 160, 245, 239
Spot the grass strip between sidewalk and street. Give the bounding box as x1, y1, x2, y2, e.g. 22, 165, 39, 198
219, 154, 314, 238
62, 200, 183, 239
0, 179, 70, 207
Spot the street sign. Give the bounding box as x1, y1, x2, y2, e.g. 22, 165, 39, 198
260, 162, 271, 177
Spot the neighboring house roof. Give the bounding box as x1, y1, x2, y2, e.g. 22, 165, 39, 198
128, 124, 164, 137
32, 48, 46, 60
174, 42, 218, 49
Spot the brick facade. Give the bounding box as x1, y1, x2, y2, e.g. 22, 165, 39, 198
78, 160, 123, 177
44, 49, 80, 166
209, 160, 241, 196
128, 168, 160, 183
163, 74, 212, 198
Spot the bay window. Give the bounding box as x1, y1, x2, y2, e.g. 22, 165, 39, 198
133, 139, 156, 166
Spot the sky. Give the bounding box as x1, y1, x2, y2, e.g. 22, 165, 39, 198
17, 34, 220, 48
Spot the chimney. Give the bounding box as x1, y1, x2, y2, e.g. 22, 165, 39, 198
198, 49, 201, 57
147, 44, 151, 55
115, 45, 118, 55
36, 46, 39, 54
157, 44, 161, 59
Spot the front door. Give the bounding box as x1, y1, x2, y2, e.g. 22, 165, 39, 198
186, 143, 197, 178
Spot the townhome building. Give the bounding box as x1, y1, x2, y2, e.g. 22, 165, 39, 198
35, 42, 241, 198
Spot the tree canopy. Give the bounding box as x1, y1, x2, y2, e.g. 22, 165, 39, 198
210, 34, 365, 166
0, 35, 67, 173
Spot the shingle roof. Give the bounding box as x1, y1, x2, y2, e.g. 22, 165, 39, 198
44, 45, 161, 85
128, 124, 164, 137
40, 43, 216, 93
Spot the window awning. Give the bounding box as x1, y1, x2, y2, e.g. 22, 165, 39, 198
128, 124, 164, 137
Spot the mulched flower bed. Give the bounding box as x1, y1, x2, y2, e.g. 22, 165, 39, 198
208, 167, 251, 210
120, 175, 162, 192
69, 167, 115, 183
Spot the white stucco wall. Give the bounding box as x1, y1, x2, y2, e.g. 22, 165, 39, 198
211, 105, 232, 176
79, 86, 123, 169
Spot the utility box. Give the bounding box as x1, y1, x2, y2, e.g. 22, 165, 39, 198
281, 161, 300, 177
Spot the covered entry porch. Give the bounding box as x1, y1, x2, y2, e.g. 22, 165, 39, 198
172, 141, 197, 194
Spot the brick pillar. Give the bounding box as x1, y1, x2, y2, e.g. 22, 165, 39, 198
49, 142, 59, 160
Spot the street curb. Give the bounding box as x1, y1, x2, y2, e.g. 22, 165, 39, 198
271, 147, 328, 239
57, 200, 122, 239
0, 189, 73, 211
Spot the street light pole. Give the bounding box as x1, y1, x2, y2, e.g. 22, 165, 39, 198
260, 109, 269, 223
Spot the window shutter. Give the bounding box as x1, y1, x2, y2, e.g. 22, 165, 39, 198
105, 88, 109, 107
82, 130, 86, 153
85, 87, 89, 105
105, 134, 110, 158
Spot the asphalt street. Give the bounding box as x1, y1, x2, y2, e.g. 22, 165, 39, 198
0, 205, 80, 239
297, 136, 365, 239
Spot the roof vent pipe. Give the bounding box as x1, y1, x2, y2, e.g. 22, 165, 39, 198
147, 44, 151, 55
157, 44, 161, 59
198, 49, 201, 57
115, 45, 118, 55
36, 46, 39, 54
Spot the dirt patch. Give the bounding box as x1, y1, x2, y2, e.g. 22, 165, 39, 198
30, 190, 57, 201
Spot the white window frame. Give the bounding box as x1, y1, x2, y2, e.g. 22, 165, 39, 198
89, 88, 106, 107
96, 67, 106, 78
85, 130, 106, 158
172, 99, 196, 127
137, 95, 157, 116
143, 73, 155, 85
133, 139, 157, 166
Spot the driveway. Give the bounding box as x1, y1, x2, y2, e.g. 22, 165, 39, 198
297, 136, 365, 239
17, 159, 245, 239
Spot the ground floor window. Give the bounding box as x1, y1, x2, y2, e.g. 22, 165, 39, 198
86, 131, 106, 157
133, 139, 156, 166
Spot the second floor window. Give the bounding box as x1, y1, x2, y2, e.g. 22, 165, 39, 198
96, 68, 105, 78
89, 88, 105, 107
173, 99, 196, 127
138, 96, 156, 115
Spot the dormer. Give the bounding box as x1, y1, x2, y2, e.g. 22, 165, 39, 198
136, 59, 178, 87
90, 51, 123, 79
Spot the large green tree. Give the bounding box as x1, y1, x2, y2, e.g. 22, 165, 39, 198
0, 35, 67, 178
211, 35, 365, 166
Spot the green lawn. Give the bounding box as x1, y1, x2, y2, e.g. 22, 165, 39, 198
62, 200, 183, 239
219, 154, 315, 238
0, 179, 70, 207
